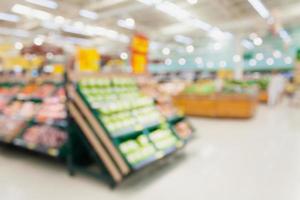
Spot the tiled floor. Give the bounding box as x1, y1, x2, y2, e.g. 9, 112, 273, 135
1, 101, 300, 200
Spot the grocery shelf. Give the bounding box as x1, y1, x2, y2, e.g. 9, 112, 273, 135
65, 75, 193, 186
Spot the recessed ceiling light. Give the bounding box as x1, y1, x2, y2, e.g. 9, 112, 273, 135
120, 52, 128, 60
186, 45, 194, 53
195, 57, 203, 65
165, 58, 172, 65
219, 60, 227, 68
253, 37, 263, 46
178, 58, 186, 65
255, 53, 264, 61
284, 57, 292, 64
273, 50, 282, 58
233, 55, 241, 62
14, 42, 23, 50
266, 58, 274, 65
162, 47, 170, 55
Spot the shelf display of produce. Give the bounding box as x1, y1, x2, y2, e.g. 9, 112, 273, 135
173, 80, 258, 118
67, 75, 193, 185
0, 80, 68, 158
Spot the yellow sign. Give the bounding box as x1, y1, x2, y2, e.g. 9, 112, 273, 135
132, 54, 147, 74
131, 34, 149, 74
53, 64, 64, 74
77, 48, 100, 72
132, 36, 149, 54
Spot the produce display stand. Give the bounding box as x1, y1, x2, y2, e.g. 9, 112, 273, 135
0, 75, 68, 160
65, 73, 192, 187
173, 93, 258, 118
259, 90, 268, 103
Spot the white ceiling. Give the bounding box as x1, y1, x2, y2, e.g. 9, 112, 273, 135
1, 0, 300, 56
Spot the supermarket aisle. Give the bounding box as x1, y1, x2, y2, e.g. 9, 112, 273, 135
1, 103, 300, 200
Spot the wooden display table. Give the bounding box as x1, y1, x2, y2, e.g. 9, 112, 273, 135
173, 93, 257, 118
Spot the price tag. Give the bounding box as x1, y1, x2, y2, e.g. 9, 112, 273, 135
155, 152, 164, 159
134, 125, 143, 131
27, 143, 37, 150
48, 148, 58, 156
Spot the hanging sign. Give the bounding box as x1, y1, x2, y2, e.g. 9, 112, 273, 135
76, 48, 100, 72
131, 34, 149, 74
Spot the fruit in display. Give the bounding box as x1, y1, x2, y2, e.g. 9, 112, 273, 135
35, 101, 66, 122
149, 129, 178, 150
119, 135, 156, 165
3, 101, 40, 119
23, 125, 67, 148
0, 117, 25, 141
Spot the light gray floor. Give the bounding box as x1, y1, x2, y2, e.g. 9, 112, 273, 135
1, 101, 300, 200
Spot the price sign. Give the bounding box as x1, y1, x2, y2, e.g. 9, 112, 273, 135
131, 34, 149, 74
76, 48, 100, 72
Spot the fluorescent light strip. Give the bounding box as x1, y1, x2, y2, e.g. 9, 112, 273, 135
12, 4, 52, 20
79, 9, 98, 20
0, 27, 29, 38
0, 12, 20, 22
25, 0, 58, 9
138, 0, 230, 38
248, 0, 270, 19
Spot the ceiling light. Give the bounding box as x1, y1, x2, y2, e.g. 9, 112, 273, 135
233, 55, 241, 62
0, 27, 29, 38
0, 12, 20, 22
25, 0, 57, 9
256, 53, 264, 61
178, 58, 186, 65
165, 58, 172, 65
242, 39, 254, 49
249, 59, 257, 66
138, 0, 229, 36
117, 18, 135, 30
34, 36, 45, 46
186, 45, 194, 53
80, 9, 98, 20
266, 58, 274, 66
248, 0, 270, 19
156, 1, 190, 21
284, 57, 292, 64
195, 57, 203, 65
162, 47, 170, 55
174, 35, 193, 45
213, 42, 222, 50
253, 37, 263, 46
209, 28, 232, 40
219, 60, 227, 68
187, 0, 198, 5
249, 32, 258, 40
120, 52, 128, 60
12, 4, 52, 21
14, 42, 23, 50
54, 16, 65, 24
273, 50, 282, 59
